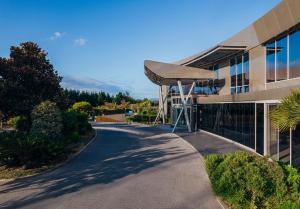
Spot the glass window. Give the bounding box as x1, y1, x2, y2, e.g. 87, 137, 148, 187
243, 53, 250, 85
276, 36, 288, 81
199, 103, 255, 150
236, 56, 243, 86
266, 42, 276, 83
279, 130, 290, 164
230, 87, 236, 95
289, 29, 300, 79
256, 103, 264, 155
292, 125, 300, 169
236, 86, 242, 94
230, 59, 236, 87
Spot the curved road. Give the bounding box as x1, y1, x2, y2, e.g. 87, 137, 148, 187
0, 123, 224, 209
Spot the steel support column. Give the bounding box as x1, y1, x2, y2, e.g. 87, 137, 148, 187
172, 81, 195, 133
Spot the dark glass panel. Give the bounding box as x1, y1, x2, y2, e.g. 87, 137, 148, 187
214, 64, 220, 79
244, 85, 249, 93
230, 59, 236, 87
243, 53, 250, 85
231, 87, 236, 95
266, 42, 276, 83
256, 103, 264, 155
276, 36, 288, 81
268, 104, 278, 160
279, 130, 290, 164
236, 86, 242, 94
236, 56, 243, 86
289, 29, 300, 79
292, 125, 300, 169
199, 103, 255, 150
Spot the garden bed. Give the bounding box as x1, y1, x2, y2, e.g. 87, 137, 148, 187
0, 129, 95, 181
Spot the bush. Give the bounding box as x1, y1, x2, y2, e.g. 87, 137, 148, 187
126, 114, 156, 124
204, 151, 300, 209
62, 111, 92, 135
70, 101, 93, 116
30, 101, 63, 139
7, 116, 29, 132
0, 132, 67, 167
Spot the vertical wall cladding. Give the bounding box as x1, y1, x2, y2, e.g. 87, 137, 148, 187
249, 46, 266, 92
198, 103, 255, 150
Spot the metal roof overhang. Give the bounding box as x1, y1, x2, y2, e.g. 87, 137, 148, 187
144, 60, 215, 86
182, 45, 247, 68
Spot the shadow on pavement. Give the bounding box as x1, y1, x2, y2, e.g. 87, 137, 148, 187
0, 124, 190, 209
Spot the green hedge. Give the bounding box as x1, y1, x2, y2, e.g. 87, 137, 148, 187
205, 151, 300, 209
126, 114, 156, 123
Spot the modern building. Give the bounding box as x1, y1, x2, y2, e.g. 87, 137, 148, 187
144, 0, 300, 168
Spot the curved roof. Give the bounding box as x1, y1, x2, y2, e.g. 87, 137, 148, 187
176, 0, 300, 67
144, 60, 215, 85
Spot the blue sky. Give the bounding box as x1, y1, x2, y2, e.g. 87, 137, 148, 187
0, 0, 281, 98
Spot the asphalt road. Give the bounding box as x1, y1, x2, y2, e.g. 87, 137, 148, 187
0, 123, 224, 209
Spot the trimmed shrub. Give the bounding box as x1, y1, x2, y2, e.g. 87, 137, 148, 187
0, 132, 67, 167
204, 151, 298, 209
126, 114, 156, 124
70, 101, 93, 116
30, 101, 63, 139
62, 111, 92, 135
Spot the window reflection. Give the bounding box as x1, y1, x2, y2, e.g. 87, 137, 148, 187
266, 42, 276, 83
289, 29, 300, 79
276, 36, 288, 81
199, 103, 255, 150
236, 56, 243, 86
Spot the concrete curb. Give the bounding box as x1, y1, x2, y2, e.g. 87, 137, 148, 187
0, 129, 97, 184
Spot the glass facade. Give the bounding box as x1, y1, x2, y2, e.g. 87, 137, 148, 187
276, 36, 288, 81
230, 53, 250, 94
256, 103, 264, 155
198, 103, 255, 149
194, 64, 220, 95
289, 29, 300, 79
292, 125, 300, 168
266, 41, 276, 82
266, 28, 300, 83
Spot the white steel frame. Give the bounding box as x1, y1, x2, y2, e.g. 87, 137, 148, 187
172, 80, 195, 133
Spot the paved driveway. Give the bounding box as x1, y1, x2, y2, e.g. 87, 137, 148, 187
0, 123, 224, 209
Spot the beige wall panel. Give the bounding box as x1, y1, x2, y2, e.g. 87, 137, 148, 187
197, 84, 300, 104
286, 0, 300, 24
249, 46, 266, 92
274, 1, 294, 33
266, 77, 300, 90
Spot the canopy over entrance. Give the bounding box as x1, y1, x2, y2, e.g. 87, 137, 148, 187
144, 60, 215, 86
181, 45, 246, 68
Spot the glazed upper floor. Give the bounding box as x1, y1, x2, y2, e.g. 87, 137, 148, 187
145, 0, 300, 102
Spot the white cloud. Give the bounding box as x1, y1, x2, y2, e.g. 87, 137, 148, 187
74, 38, 87, 46
49, 32, 65, 40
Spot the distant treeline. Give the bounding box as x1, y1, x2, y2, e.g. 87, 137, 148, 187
62, 89, 141, 107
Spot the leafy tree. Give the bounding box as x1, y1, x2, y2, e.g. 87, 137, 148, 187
270, 90, 300, 132
0, 42, 62, 119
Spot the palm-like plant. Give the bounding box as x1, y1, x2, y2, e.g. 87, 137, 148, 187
270, 90, 300, 132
